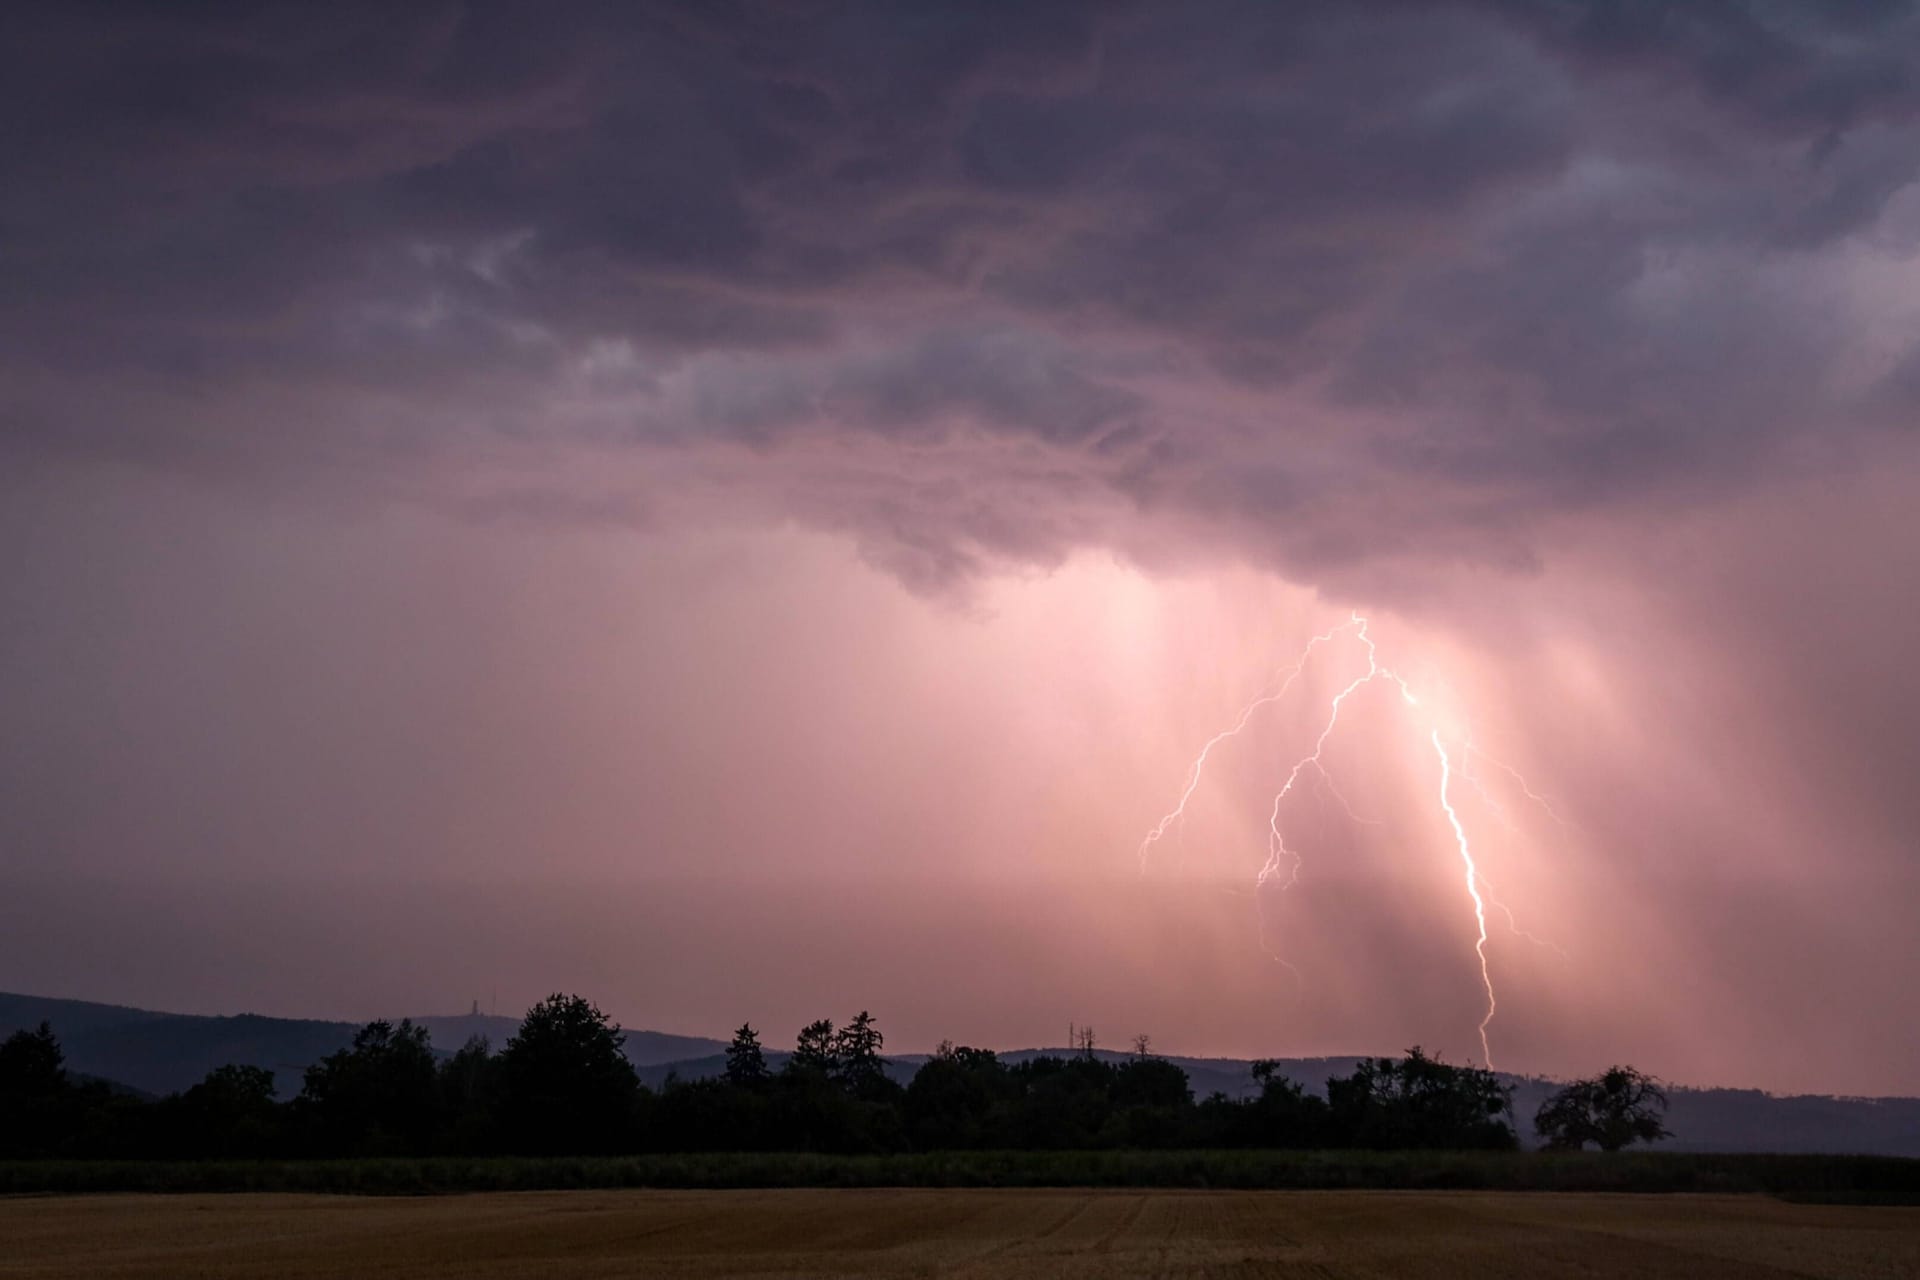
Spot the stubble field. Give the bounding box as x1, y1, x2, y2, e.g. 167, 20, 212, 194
3, 1188, 1917, 1278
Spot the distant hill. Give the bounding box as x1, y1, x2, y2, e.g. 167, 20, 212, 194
0, 992, 725, 1098
406, 1011, 723, 1067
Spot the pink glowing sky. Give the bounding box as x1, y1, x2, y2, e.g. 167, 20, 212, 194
3, 3, 1919, 1094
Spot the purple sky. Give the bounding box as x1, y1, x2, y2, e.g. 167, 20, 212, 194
3, 2, 1919, 1094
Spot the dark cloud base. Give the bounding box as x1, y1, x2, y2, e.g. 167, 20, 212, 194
5, 0, 1920, 590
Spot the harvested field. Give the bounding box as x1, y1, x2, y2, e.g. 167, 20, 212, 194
3, 1189, 1917, 1278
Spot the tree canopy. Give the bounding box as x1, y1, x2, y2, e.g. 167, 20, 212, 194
1535, 1065, 1672, 1152
724, 1024, 769, 1088
298, 1019, 437, 1155
497, 993, 639, 1154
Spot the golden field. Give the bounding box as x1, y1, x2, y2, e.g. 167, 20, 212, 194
2, 1188, 1916, 1278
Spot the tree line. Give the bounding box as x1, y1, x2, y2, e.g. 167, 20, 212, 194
0, 995, 1667, 1159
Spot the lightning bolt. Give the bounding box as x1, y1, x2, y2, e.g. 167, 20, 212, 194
1433, 728, 1496, 1065
1254, 614, 1415, 895
1136, 617, 1357, 873
1465, 743, 1579, 840
1479, 878, 1570, 959
1312, 766, 1383, 826
1458, 744, 1572, 959
1138, 611, 1564, 1069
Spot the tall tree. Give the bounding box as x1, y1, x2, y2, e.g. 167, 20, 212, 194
724, 1024, 769, 1088
788, 1019, 838, 1077
1241, 1060, 1331, 1148
0, 1022, 67, 1097
178, 1064, 280, 1158
437, 1036, 500, 1153
0, 1022, 74, 1157
298, 1019, 438, 1155
497, 994, 640, 1154
905, 1044, 1012, 1149
831, 1011, 889, 1099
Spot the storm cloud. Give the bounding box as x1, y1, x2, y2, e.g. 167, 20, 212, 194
5, 1, 1916, 587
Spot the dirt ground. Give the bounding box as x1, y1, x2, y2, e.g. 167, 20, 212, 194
2, 1188, 1916, 1278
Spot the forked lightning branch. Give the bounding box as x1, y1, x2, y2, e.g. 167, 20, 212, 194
1138, 614, 1567, 1067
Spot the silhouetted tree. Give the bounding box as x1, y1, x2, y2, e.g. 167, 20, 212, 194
1110, 1051, 1192, 1146
654, 1071, 772, 1152
831, 1011, 891, 1100
1535, 1066, 1671, 1151
0, 1022, 66, 1095
1111, 1055, 1187, 1107
1326, 1047, 1515, 1150
437, 1036, 500, 1153
905, 1044, 1014, 1148
788, 1019, 838, 1077
177, 1064, 280, 1157
1239, 1060, 1332, 1148
1009, 1054, 1117, 1148
298, 1019, 437, 1155
771, 1019, 857, 1150
725, 1024, 769, 1088
497, 994, 640, 1154
0, 1022, 73, 1156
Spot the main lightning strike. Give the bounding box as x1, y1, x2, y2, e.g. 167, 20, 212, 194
1432, 728, 1497, 1065
1457, 740, 1573, 958
1138, 611, 1562, 1069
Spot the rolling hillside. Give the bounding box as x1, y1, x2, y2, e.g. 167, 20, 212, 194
0, 992, 725, 1097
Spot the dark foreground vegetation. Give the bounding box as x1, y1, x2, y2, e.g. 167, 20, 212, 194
10, 991, 1867, 1199
3, 1150, 1917, 1201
